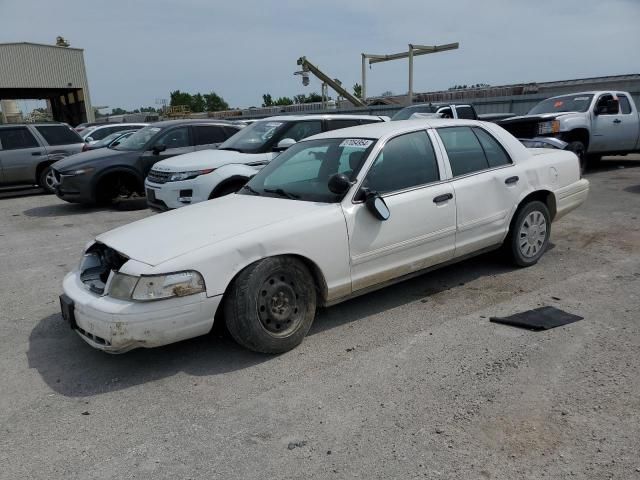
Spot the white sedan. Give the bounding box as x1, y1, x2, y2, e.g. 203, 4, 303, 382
60, 119, 589, 354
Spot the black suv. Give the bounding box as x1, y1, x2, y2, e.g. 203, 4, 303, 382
53, 119, 242, 205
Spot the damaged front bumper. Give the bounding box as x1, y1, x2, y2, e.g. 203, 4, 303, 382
61, 271, 222, 353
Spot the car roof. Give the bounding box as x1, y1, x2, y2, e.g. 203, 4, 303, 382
88, 123, 148, 129
0, 122, 72, 128
260, 114, 385, 122
143, 119, 237, 127
307, 118, 485, 141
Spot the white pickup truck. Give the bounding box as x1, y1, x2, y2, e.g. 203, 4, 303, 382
499, 91, 640, 170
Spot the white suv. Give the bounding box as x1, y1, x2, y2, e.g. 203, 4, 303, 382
144, 114, 386, 210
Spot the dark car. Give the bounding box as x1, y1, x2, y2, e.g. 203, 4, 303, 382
53, 119, 242, 205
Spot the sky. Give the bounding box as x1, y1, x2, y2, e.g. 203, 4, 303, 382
0, 0, 639, 111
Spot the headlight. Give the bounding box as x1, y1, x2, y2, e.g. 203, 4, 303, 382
108, 271, 205, 301
63, 167, 95, 176
168, 169, 214, 182
537, 120, 560, 135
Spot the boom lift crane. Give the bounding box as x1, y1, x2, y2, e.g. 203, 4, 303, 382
295, 57, 367, 108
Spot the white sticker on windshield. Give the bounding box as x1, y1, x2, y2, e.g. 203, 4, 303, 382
339, 138, 374, 148
573, 97, 590, 101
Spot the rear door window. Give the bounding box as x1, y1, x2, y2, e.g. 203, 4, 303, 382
193, 125, 228, 145
437, 127, 489, 176
472, 127, 512, 167
34, 125, 83, 146
0, 127, 40, 150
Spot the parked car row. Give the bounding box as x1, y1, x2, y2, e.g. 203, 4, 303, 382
59, 117, 589, 355
50, 115, 385, 208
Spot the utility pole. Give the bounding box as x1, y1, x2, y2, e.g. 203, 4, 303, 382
361, 42, 459, 104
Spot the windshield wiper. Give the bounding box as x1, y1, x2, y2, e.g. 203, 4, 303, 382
241, 185, 261, 195
263, 188, 300, 199
218, 147, 242, 152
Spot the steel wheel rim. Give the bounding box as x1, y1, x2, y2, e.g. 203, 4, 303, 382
518, 210, 547, 258
257, 272, 302, 337
44, 169, 57, 189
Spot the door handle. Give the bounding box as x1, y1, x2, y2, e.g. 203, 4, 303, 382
613, 119, 621, 124
505, 176, 519, 185
433, 193, 453, 204
31, 152, 42, 156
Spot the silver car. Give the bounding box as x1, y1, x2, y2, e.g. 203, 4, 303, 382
0, 123, 85, 193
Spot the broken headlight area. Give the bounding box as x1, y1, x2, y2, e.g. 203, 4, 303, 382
80, 243, 128, 294
109, 271, 206, 301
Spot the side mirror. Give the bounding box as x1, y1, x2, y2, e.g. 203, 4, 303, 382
327, 173, 352, 195
152, 144, 167, 155
274, 138, 296, 151
85, 137, 94, 142
363, 190, 390, 221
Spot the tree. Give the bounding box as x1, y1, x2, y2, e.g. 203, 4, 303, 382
110, 107, 127, 115
380, 90, 394, 97
170, 90, 192, 107
191, 93, 206, 112
204, 92, 229, 112
274, 96, 293, 106
353, 83, 362, 99
262, 94, 273, 107
306, 92, 323, 103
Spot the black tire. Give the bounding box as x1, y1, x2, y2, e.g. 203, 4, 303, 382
38, 166, 57, 194
95, 173, 141, 206
224, 256, 317, 353
209, 181, 246, 199
506, 200, 551, 267
586, 154, 602, 169
566, 140, 587, 174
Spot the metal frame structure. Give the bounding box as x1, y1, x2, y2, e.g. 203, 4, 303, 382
361, 43, 459, 105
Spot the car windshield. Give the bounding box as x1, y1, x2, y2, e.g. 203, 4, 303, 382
242, 137, 376, 203
113, 126, 161, 151
218, 120, 287, 153
528, 94, 594, 115
94, 131, 132, 148
392, 105, 438, 121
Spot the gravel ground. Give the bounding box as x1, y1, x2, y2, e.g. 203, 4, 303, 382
1, 156, 639, 480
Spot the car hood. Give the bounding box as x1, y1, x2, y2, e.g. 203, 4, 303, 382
52, 148, 138, 172
96, 194, 336, 266
152, 149, 269, 172
499, 112, 579, 125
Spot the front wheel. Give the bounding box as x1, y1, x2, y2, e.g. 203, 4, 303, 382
224, 256, 317, 353
566, 141, 587, 174
38, 166, 57, 194
507, 201, 551, 267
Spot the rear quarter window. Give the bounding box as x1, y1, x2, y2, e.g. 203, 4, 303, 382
35, 125, 83, 146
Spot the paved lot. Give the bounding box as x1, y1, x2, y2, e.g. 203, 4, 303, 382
1, 156, 639, 479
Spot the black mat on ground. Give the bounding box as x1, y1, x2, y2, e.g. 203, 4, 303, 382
490, 306, 583, 331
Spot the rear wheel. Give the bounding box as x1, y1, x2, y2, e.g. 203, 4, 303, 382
506, 201, 551, 267
224, 256, 317, 353
38, 166, 57, 194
